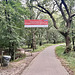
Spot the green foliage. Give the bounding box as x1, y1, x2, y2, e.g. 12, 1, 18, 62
0, 0, 31, 48
56, 45, 65, 57
0, 0, 31, 60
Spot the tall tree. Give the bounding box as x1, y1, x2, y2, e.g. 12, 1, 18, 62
0, 0, 30, 60
25, 0, 42, 50
30, 0, 75, 53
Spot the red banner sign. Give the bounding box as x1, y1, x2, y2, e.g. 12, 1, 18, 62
24, 19, 48, 28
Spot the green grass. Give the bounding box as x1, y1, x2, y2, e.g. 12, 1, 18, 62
21, 45, 28, 49
33, 44, 54, 52
56, 45, 75, 75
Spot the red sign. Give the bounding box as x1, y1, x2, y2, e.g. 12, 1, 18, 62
24, 19, 48, 28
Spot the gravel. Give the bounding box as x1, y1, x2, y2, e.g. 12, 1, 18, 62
0, 52, 39, 75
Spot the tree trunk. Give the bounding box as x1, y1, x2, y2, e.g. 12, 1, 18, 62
64, 34, 71, 53
39, 41, 42, 46
32, 31, 36, 51
31, 43, 33, 48
53, 39, 56, 44
59, 31, 71, 53
46, 30, 49, 43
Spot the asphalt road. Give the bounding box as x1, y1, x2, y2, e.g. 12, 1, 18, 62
21, 45, 69, 75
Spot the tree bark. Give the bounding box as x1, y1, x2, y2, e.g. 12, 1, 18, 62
33, 0, 75, 53
59, 31, 71, 53
65, 35, 71, 47
64, 34, 71, 53
32, 31, 36, 51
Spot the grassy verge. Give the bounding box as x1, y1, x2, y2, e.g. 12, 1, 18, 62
33, 44, 54, 52
12, 52, 26, 62
55, 45, 75, 75
13, 55, 26, 62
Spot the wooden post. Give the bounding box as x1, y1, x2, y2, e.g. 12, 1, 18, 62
1, 51, 4, 66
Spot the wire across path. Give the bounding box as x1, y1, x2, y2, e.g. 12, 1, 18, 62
21, 45, 69, 75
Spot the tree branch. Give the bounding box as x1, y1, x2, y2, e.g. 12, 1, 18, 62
54, 0, 68, 22
58, 31, 68, 37
35, 12, 41, 19
61, 0, 70, 17
71, 14, 75, 18
29, 6, 47, 13
37, 4, 58, 29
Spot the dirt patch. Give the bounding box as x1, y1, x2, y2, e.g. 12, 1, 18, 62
0, 52, 40, 75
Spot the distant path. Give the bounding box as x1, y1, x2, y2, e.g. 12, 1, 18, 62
21, 45, 69, 75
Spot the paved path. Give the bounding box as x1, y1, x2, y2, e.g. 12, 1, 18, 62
21, 45, 69, 75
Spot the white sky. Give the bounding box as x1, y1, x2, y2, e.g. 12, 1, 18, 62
20, 0, 26, 5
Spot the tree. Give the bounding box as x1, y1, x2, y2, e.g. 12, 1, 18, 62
30, 0, 75, 53
0, 0, 30, 60
25, 0, 42, 50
